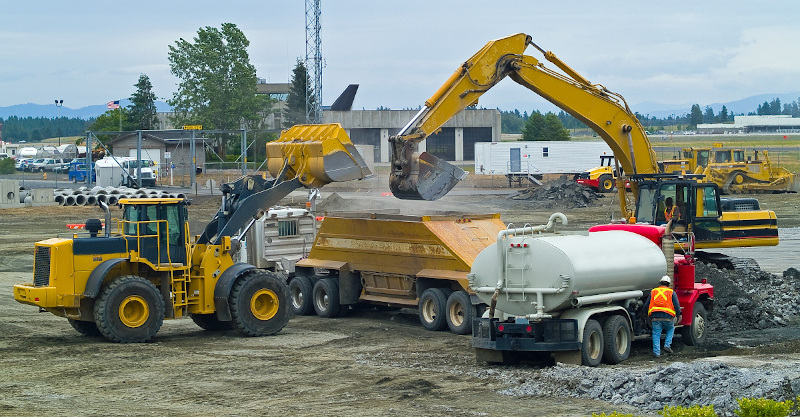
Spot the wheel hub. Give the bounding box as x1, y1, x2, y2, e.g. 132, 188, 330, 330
251, 289, 279, 320
119, 295, 149, 328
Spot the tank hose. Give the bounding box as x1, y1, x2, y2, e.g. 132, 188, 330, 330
488, 288, 499, 319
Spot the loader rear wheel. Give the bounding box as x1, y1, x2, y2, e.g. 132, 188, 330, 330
581, 319, 604, 367
445, 290, 475, 335
230, 271, 290, 337
602, 315, 631, 364
94, 275, 164, 343
681, 302, 707, 346
191, 314, 235, 331
289, 276, 315, 316
68, 319, 101, 337
418, 288, 448, 331
598, 174, 614, 193
312, 278, 341, 318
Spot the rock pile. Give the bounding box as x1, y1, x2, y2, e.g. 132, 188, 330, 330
508, 176, 604, 209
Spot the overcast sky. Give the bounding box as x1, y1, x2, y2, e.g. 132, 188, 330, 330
3, 1, 799, 113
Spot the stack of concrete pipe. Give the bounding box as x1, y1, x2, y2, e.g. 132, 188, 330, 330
52, 186, 186, 206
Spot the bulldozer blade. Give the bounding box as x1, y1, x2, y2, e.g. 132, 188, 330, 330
390, 152, 467, 200
266, 124, 372, 188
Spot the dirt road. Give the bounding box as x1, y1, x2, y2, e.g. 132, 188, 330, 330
1, 178, 799, 416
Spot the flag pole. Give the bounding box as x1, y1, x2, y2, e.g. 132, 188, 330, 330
118, 100, 122, 131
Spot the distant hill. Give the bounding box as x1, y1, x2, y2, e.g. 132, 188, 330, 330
0, 99, 172, 120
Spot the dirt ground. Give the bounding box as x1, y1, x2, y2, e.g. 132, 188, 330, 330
1, 175, 799, 416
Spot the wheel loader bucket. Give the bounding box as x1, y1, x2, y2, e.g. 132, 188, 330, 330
390, 152, 467, 201
266, 123, 372, 188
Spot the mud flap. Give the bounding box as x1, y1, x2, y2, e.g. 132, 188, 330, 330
390, 152, 467, 200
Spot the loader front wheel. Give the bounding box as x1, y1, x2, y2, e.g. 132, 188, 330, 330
191, 313, 235, 331
229, 271, 290, 337
68, 319, 101, 337
94, 275, 164, 343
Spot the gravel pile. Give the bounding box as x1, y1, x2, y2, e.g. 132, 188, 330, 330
496, 361, 800, 416
699, 263, 800, 332
508, 176, 604, 209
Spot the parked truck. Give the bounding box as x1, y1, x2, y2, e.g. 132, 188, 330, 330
470, 221, 713, 366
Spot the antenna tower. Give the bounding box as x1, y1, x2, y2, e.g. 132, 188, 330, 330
305, 0, 323, 123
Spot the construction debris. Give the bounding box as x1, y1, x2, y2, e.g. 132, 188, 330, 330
508, 176, 604, 209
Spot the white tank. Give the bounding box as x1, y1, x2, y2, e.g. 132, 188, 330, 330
469, 230, 667, 317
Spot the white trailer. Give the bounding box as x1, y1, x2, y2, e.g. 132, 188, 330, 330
474, 141, 613, 185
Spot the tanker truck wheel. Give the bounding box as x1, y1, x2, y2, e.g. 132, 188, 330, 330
602, 315, 631, 364
418, 288, 448, 331
289, 276, 315, 316
581, 319, 604, 367
598, 175, 614, 193
446, 290, 475, 335
68, 319, 102, 337
93, 275, 165, 343
312, 278, 342, 318
191, 314, 235, 331
681, 302, 707, 346
229, 271, 291, 336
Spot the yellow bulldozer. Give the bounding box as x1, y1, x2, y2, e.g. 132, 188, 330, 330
13, 123, 371, 343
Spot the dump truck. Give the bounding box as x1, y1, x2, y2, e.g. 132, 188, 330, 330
12, 123, 371, 343
288, 212, 539, 334
470, 221, 713, 366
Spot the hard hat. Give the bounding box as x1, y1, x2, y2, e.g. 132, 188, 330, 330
660, 275, 671, 285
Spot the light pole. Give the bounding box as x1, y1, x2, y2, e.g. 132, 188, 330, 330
54, 99, 63, 146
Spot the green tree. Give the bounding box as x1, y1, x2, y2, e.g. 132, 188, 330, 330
128, 74, 158, 130
89, 108, 134, 144
521, 111, 570, 141
703, 106, 715, 124
500, 110, 525, 133
719, 105, 729, 123
284, 60, 315, 127
167, 23, 273, 158
689, 104, 703, 128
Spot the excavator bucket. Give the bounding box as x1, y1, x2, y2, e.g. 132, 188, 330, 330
390, 152, 467, 200
266, 123, 372, 188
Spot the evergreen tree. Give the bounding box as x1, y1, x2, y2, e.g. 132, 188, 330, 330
703, 106, 716, 124
521, 111, 570, 141
128, 74, 158, 130
689, 104, 703, 127
719, 105, 729, 123
284, 60, 314, 127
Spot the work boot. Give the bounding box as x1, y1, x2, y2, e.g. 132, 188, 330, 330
663, 346, 673, 354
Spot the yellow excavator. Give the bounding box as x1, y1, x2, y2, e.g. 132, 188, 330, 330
390, 33, 778, 253
13, 123, 371, 342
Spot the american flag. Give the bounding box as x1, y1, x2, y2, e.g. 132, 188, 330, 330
107, 100, 120, 110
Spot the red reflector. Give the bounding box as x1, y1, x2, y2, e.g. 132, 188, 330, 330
498, 324, 505, 332
523, 244, 528, 248
35, 298, 39, 301
526, 325, 533, 332
701, 278, 707, 284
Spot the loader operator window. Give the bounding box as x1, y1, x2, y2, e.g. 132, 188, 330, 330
635, 187, 657, 224
696, 150, 709, 168
123, 205, 142, 235
733, 150, 745, 162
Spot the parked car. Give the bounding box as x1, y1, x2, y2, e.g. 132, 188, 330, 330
15, 158, 32, 171
25, 158, 45, 172
68, 161, 95, 183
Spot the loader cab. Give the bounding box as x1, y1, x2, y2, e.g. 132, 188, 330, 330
633, 177, 723, 244
121, 198, 189, 266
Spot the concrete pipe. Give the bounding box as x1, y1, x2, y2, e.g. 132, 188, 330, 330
107, 195, 119, 205
96, 194, 107, 204
65, 195, 77, 206
72, 189, 83, 195
75, 194, 87, 205
19, 190, 30, 203
24, 196, 32, 207
175, 193, 186, 199
86, 195, 97, 206
55, 195, 66, 205
108, 188, 121, 195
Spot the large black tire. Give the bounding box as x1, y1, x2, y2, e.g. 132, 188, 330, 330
418, 288, 448, 331
93, 275, 165, 343
581, 319, 604, 367
445, 290, 475, 335
229, 271, 291, 337
68, 319, 102, 337
602, 315, 631, 364
681, 302, 707, 346
312, 278, 341, 318
289, 276, 315, 316
191, 313, 235, 331
598, 174, 614, 193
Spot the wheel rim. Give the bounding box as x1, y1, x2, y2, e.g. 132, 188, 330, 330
291, 286, 304, 309
693, 313, 705, 339
315, 288, 329, 312
448, 300, 464, 327
119, 295, 149, 328
421, 298, 437, 323
250, 289, 279, 320
614, 327, 629, 354
603, 179, 613, 190
588, 331, 602, 359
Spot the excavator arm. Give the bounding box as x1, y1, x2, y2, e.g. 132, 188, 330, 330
391, 33, 659, 216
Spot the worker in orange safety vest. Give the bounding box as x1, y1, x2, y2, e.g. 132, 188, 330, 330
643, 275, 682, 357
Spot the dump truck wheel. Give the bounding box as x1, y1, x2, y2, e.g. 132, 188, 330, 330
602, 315, 631, 364
191, 314, 235, 331
681, 302, 707, 346
229, 271, 290, 337
68, 319, 101, 337
289, 276, 315, 316
581, 319, 604, 367
598, 175, 614, 193
418, 288, 448, 331
94, 275, 164, 343
312, 278, 341, 318
446, 290, 475, 335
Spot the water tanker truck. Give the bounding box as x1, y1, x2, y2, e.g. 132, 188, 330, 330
469, 220, 713, 366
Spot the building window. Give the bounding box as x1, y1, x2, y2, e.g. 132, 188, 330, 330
278, 220, 298, 237
542, 147, 549, 157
